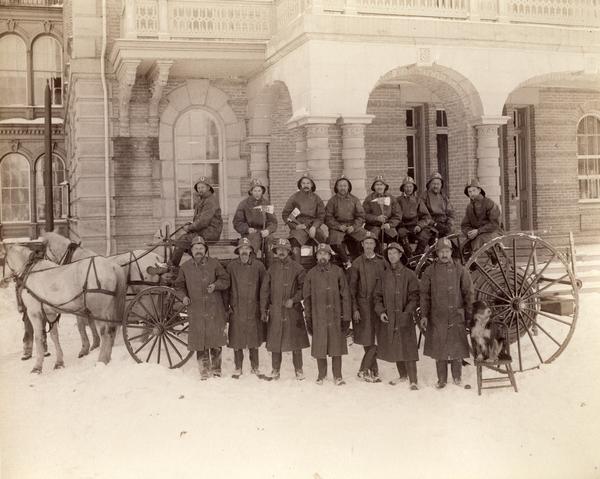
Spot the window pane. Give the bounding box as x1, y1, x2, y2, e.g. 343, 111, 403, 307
174, 109, 222, 215
405, 109, 414, 127
32, 36, 62, 106
577, 135, 587, 156
0, 153, 30, 222
577, 116, 600, 200
178, 189, 192, 211
0, 35, 27, 105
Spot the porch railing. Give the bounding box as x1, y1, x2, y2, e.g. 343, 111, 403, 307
122, 0, 273, 40
120, 0, 600, 40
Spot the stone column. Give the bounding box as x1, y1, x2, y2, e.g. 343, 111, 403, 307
247, 136, 270, 188
340, 115, 374, 200
305, 119, 336, 201
475, 116, 510, 206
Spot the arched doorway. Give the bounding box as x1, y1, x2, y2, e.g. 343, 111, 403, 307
365, 64, 483, 215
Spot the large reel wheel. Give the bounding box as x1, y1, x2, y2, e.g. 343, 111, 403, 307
123, 285, 193, 368
466, 233, 579, 372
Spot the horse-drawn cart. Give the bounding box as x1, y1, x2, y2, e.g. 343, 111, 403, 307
3, 225, 582, 375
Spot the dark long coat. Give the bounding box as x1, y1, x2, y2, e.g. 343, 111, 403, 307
363, 192, 402, 237
226, 258, 267, 350
374, 264, 420, 362
349, 254, 387, 346
188, 192, 223, 241
420, 259, 474, 360
421, 190, 455, 230
174, 257, 230, 351
260, 257, 310, 353
396, 193, 432, 229
325, 193, 367, 244
281, 190, 326, 245
303, 262, 352, 358
460, 195, 502, 235
233, 196, 277, 235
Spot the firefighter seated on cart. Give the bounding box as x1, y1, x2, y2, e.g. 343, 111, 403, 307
151, 177, 223, 276
421, 172, 455, 239
363, 175, 401, 252
396, 176, 432, 257
325, 176, 368, 269
232, 178, 277, 261
461, 178, 503, 253
281, 172, 327, 264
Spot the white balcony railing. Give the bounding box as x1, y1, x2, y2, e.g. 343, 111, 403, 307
0, 0, 62, 6
122, 0, 273, 40
120, 0, 600, 40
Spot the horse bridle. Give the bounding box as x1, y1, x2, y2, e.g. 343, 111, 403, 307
1, 248, 37, 287
46, 240, 81, 265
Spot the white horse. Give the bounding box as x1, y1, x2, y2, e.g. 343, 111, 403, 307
42, 232, 163, 356
3, 244, 127, 373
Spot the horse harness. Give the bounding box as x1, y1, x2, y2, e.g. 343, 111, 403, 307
11, 252, 121, 331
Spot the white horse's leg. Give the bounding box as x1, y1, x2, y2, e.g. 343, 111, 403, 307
89, 318, 100, 351
48, 318, 65, 369
30, 315, 46, 374
97, 324, 118, 364
76, 315, 91, 358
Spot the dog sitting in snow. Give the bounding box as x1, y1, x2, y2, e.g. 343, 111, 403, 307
470, 301, 509, 362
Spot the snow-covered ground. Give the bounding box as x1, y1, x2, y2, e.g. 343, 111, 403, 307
1, 285, 599, 479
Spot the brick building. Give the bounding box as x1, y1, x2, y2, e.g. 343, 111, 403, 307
1, 0, 599, 252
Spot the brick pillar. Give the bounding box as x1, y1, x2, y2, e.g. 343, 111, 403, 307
306, 122, 334, 201
475, 116, 510, 206
340, 115, 374, 199
248, 137, 270, 188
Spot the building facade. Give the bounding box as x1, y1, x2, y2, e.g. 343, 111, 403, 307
0, 0, 66, 240
1, 0, 599, 252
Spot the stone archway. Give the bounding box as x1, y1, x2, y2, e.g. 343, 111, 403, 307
158, 80, 242, 235
502, 71, 600, 237
366, 64, 485, 213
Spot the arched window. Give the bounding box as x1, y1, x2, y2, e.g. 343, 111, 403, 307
0, 153, 30, 223
174, 109, 222, 215
0, 34, 27, 105
35, 154, 67, 220
577, 115, 600, 201
32, 36, 62, 106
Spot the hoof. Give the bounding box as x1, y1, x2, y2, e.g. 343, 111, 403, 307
21, 353, 32, 361
44, 351, 51, 357
78, 350, 89, 358
30, 367, 42, 374
54, 362, 65, 370
90, 343, 100, 351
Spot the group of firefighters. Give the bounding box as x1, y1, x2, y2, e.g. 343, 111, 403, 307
167, 171, 503, 388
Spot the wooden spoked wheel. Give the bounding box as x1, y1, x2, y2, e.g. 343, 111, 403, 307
123, 286, 193, 368
466, 233, 579, 372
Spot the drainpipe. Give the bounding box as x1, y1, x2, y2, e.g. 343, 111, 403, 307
101, 0, 111, 255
